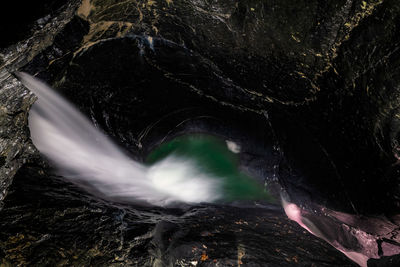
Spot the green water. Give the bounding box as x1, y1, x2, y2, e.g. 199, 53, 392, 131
147, 134, 274, 202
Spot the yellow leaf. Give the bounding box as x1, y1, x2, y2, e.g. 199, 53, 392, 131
201, 253, 209, 261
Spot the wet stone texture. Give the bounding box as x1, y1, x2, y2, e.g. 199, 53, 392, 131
19, 0, 400, 214
0, 0, 400, 266
0, 165, 356, 266
277, 0, 400, 215
0, 0, 81, 210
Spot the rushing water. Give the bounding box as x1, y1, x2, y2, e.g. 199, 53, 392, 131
17, 72, 269, 206
147, 134, 271, 202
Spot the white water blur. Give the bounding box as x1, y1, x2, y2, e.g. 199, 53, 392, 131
17, 72, 221, 206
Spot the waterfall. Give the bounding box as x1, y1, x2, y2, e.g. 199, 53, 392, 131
17, 72, 222, 206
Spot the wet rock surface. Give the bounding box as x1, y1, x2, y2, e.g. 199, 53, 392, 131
0, 0, 400, 265
0, 0, 81, 210
0, 165, 355, 266
278, 0, 400, 215
17, 0, 400, 214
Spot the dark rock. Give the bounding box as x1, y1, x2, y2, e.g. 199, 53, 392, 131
0, 0, 70, 48
0, 164, 356, 266
0, 0, 400, 265
0, 0, 80, 209
368, 254, 400, 267
276, 0, 400, 214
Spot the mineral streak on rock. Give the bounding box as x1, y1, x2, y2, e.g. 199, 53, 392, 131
69, 0, 386, 106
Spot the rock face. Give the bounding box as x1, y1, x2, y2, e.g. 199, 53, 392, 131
281, 0, 400, 214
14, 0, 400, 214
1, 0, 400, 265
0, 0, 81, 209
0, 165, 356, 266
